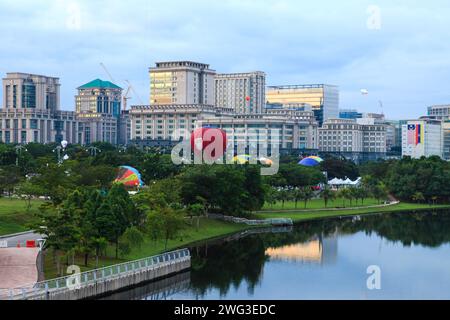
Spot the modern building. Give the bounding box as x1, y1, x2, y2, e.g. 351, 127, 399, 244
130, 104, 234, 144
402, 119, 443, 159
215, 72, 266, 114
202, 109, 318, 153
2, 73, 60, 111
149, 61, 216, 105
1, 72, 78, 144
0, 108, 78, 144
339, 109, 363, 120
427, 105, 450, 120
318, 118, 387, 163
266, 84, 339, 125
75, 79, 126, 145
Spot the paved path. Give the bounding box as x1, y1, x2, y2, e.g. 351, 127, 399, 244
0, 231, 44, 247
0, 248, 40, 289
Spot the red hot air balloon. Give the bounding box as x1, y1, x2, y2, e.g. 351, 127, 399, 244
191, 127, 227, 161
246, 96, 251, 102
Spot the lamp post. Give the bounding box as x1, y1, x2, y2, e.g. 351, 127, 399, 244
53, 140, 69, 164
15, 145, 27, 167
86, 146, 101, 157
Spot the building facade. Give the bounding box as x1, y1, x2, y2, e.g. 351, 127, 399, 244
266, 84, 339, 126
339, 109, 363, 120
402, 119, 443, 159
318, 119, 387, 162
2, 73, 60, 111
149, 61, 216, 105
427, 105, 450, 120
215, 72, 266, 114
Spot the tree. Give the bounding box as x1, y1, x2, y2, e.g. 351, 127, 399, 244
321, 186, 336, 208
277, 189, 292, 209
264, 186, 278, 209
412, 192, 425, 204
373, 182, 388, 204
187, 203, 205, 230
301, 187, 314, 209
119, 226, 145, 257
147, 207, 185, 250
16, 180, 45, 211
338, 188, 352, 208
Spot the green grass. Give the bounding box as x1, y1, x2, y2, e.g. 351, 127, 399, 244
262, 198, 380, 211
43, 218, 249, 279
0, 197, 43, 236
255, 202, 450, 222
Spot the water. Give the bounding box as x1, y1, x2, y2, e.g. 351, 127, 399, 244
103, 211, 450, 300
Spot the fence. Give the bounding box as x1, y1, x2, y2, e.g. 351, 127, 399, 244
0, 248, 190, 300
208, 214, 293, 226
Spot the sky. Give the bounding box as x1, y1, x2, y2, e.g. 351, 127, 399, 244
1, 0, 450, 119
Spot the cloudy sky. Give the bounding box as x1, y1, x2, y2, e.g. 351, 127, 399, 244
1, 0, 449, 119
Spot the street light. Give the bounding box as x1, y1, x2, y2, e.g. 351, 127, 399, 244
53, 140, 69, 164
86, 146, 102, 157
15, 145, 28, 167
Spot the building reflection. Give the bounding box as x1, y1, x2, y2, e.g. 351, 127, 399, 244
265, 234, 338, 265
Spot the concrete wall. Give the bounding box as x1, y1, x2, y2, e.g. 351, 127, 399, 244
27, 257, 190, 300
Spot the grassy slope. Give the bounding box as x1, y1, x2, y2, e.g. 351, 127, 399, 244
44, 218, 249, 279
0, 198, 43, 235
255, 203, 450, 222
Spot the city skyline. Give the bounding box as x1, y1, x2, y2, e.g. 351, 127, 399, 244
1, 0, 450, 119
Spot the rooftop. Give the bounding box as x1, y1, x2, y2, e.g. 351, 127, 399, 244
78, 79, 122, 90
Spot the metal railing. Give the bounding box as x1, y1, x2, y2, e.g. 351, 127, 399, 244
208, 214, 293, 226
0, 248, 190, 300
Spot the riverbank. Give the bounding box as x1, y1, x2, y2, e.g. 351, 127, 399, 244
254, 202, 450, 222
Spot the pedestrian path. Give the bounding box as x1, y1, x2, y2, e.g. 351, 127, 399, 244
0, 248, 39, 289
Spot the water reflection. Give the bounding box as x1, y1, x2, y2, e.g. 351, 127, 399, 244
101, 210, 450, 300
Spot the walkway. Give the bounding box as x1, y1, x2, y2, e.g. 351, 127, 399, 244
258, 201, 400, 214
0, 248, 39, 289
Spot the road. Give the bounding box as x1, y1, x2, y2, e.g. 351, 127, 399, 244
0, 231, 44, 248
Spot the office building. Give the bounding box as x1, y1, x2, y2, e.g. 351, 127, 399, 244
75, 79, 126, 145
149, 61, 215, 105
202, 109, 318, 152
215, 72, 266, 114
318, 118, 387, 162
339, 109, 363, 120
266, 84, 339, 125
427, 105, 450, 120
402, 119, 443, 159
2, 73, 60, 111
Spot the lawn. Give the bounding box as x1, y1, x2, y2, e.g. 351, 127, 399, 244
0, 197, 44, 236
262, 197, 381, 211
255, 202, 450, 222
43, 217, 249, 279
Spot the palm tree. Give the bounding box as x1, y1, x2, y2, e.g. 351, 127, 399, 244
412, 192, 425, 204
321, 186, 336, 208
301, 187, 314, 209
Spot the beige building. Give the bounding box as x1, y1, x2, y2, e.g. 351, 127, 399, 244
266, 84, 339, 125
215, 72, 266, 114
319, 118, 386, 162
149, 61, 216, 105
130, 104, 234, 142
2, 73, 60, 111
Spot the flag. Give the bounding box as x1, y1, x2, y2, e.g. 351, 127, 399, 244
407, 124, 422, 145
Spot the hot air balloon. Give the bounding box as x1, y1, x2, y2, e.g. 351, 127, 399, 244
298, 156, 324, 167
258, 157, 273, 166
115, 166, 144, 188
191, 127, 227, 160
232, 154, 251, 164
360, 89, 369, 95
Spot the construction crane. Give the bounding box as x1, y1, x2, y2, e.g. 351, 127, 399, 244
99, 63, 144, 111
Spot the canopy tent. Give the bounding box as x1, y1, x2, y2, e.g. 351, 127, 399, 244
328, 177, 362, 187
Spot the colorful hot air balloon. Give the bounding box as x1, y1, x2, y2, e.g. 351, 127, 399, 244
298, 156, 324, 167
191, 127, 227, 160
258, 157, 273, 166
115, 166, 144, 188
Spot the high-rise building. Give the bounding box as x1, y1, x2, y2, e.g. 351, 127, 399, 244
2, 73, 60, 111
442, 121, 450, 160
401, 119, 443, 159
215, 72, 266, 114
75, 79, 122, 117
149, 61, 216, 105
75, 79, 124, 145
266, 84, 339, 125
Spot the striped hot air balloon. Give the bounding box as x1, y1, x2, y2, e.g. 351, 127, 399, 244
115, 166, 144, 188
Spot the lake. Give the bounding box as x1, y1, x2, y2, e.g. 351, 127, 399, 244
102, 210, 450, 300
